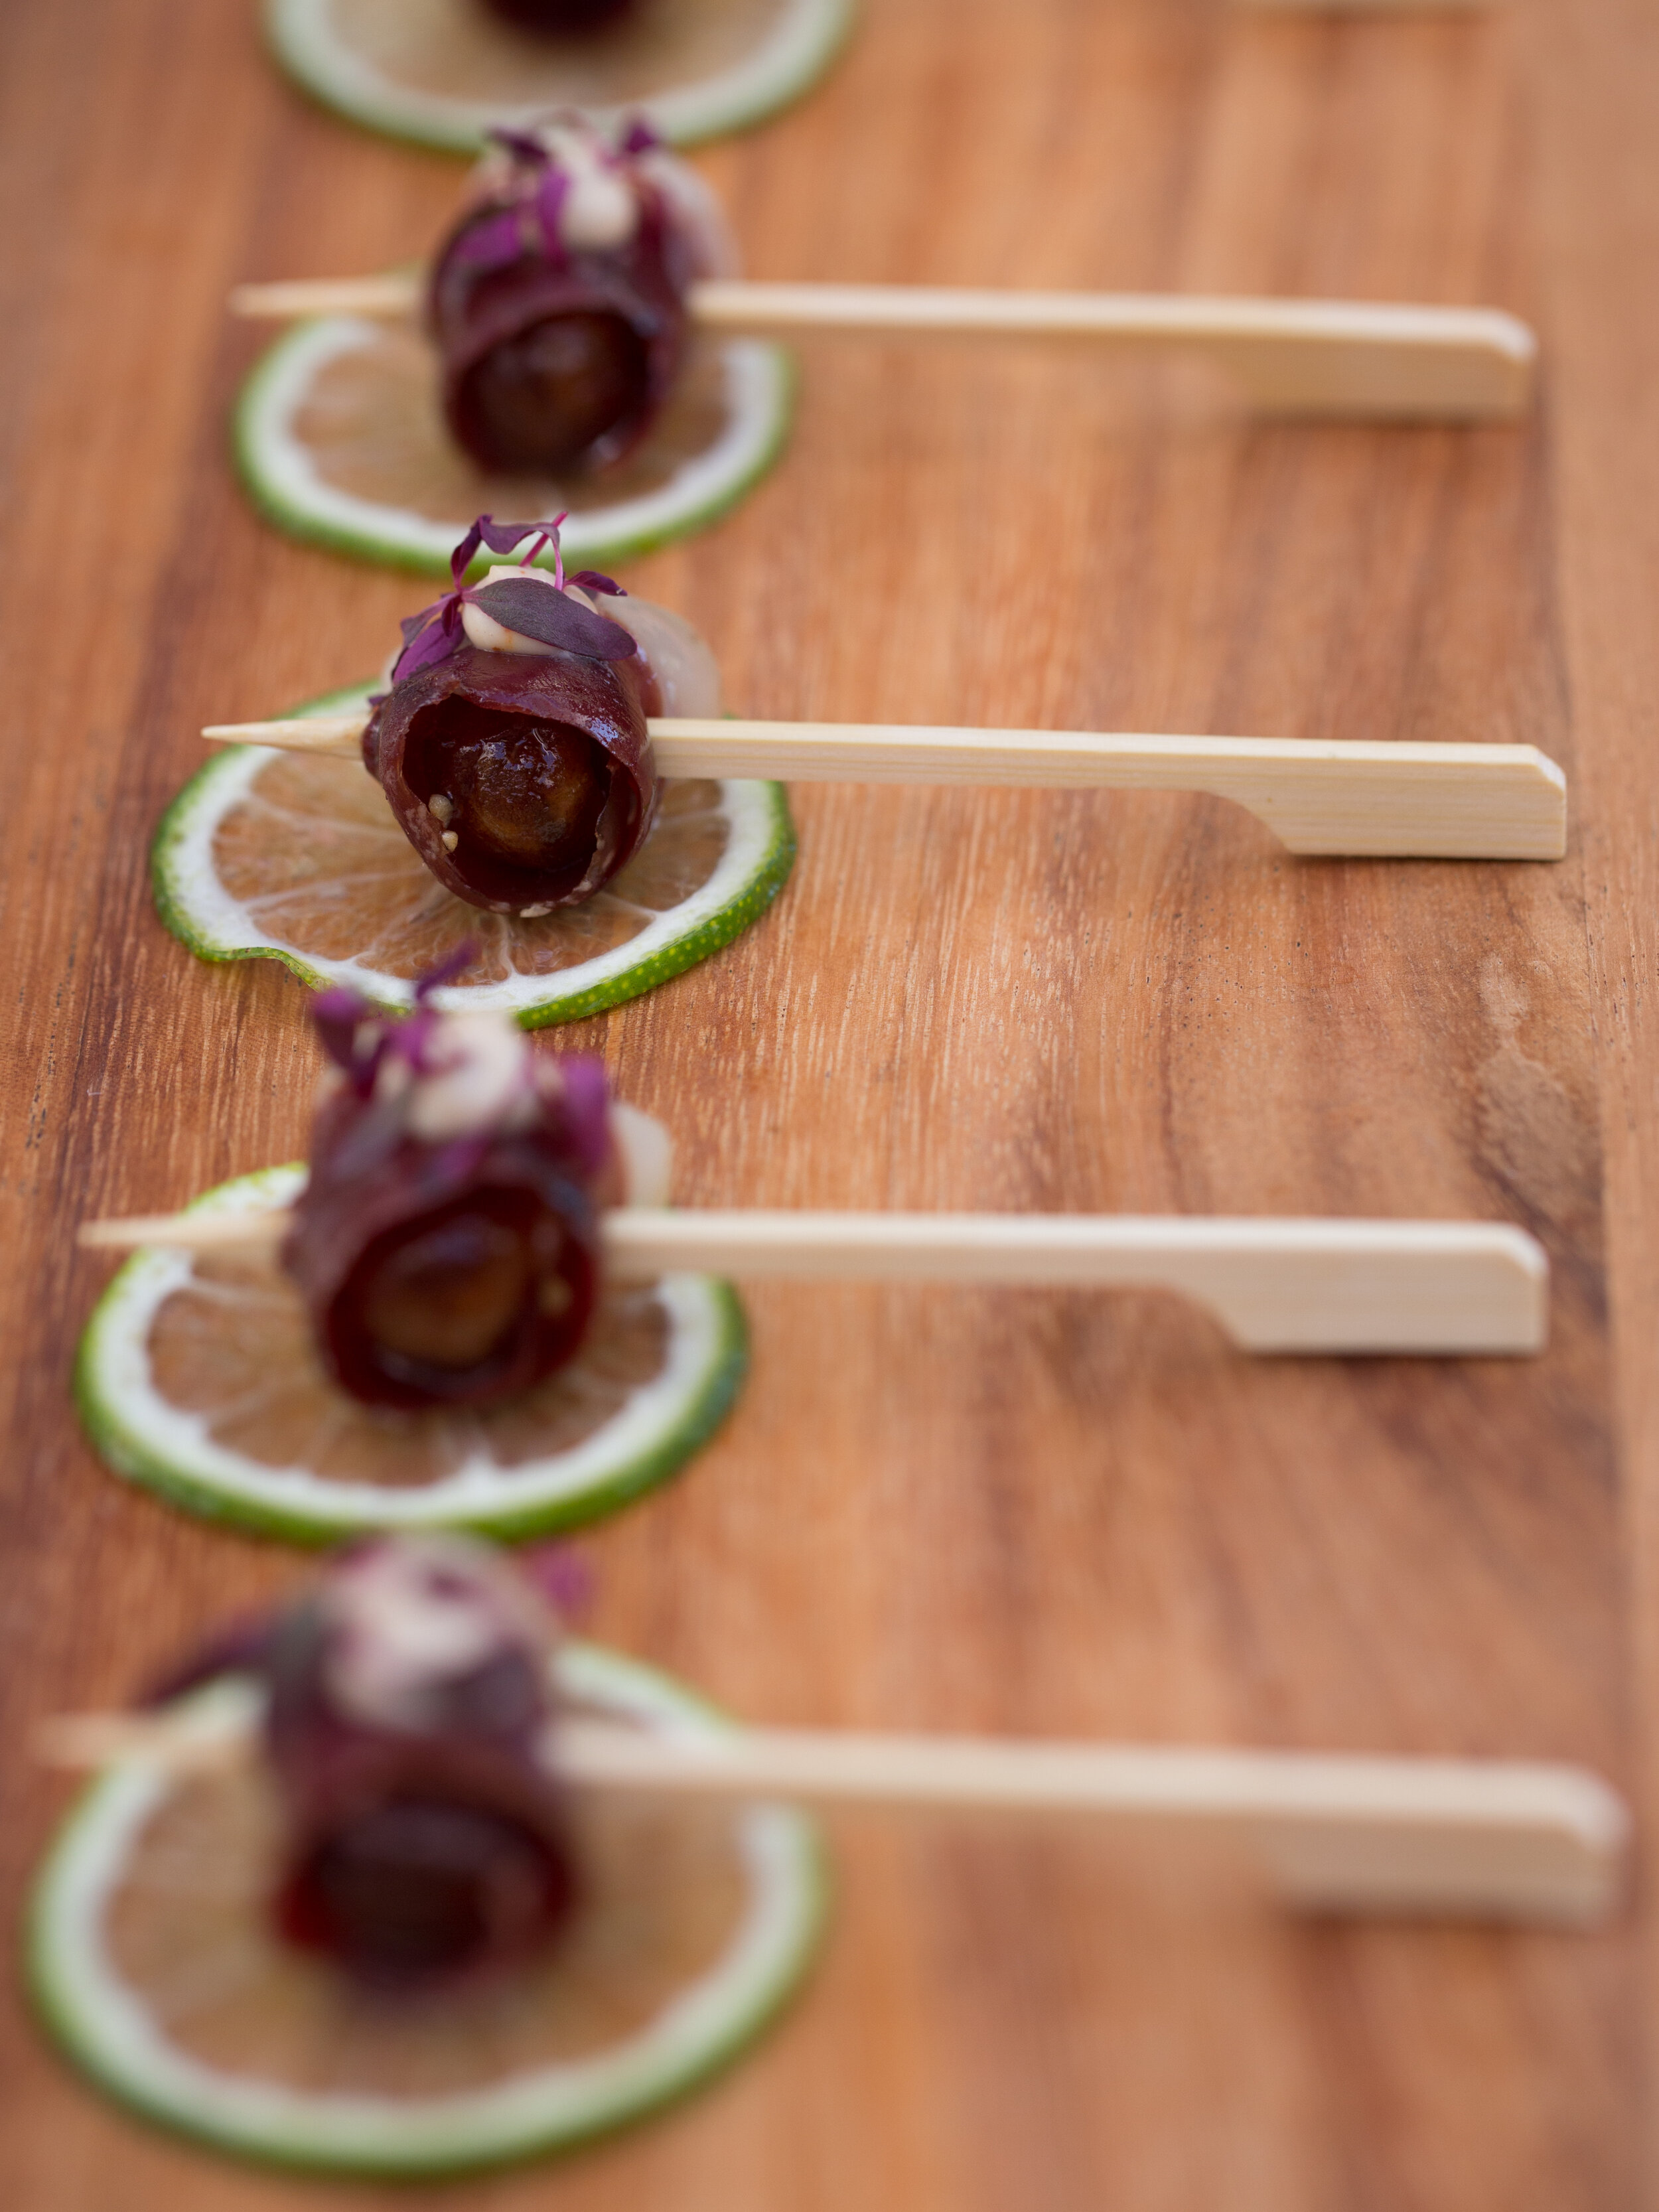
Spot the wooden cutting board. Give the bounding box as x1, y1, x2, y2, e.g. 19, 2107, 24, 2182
0, 0, 1650, 2204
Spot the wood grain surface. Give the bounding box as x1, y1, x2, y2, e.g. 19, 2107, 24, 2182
0, 1, 1650, 2206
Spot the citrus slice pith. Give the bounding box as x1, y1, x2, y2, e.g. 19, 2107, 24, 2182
236, 314, 795, 575
76, 1165, 747, 1544
29, 1649, 826, 2177
153, 686, 796, 1025
265, 0, 855, 154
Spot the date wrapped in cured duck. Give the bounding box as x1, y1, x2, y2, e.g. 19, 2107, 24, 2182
158, 1536, 578, 1991
429, 111, 735, 475
269, 1539, 577, 1988
283, 968, 637, 1412
31, 1534, 824, 2170
362, 512, 718, 915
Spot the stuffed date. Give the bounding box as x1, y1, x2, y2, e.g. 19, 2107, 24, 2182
283, 969, 641, 1412
155, 1536, 578, 1991
362, 512, 719, 915
429, 111, 735, 476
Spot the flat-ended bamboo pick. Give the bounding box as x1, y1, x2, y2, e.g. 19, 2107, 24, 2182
228, 276, 1535, 422
78, 1207, 1548, 1355
40, 1705, 1622, 1928
201, 714, 1569, 863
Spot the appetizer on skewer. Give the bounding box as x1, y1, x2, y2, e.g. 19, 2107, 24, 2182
160, 512, 794, 1025
429, 115, 737, 479
266, 0, 856, 159
160, 512, 1567, 1027
239, 112, 793, 570
77, 980, 1548, 1542
78, 982, 744, 1541
32, 1537, 1624, 2175
30, 1535, 824, 2176
233, 110, 1536, 574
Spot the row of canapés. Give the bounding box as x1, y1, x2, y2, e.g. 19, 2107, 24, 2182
236, 108, 1533, 575
36, 0, 1564, 2184
54, 512, 1593, 2178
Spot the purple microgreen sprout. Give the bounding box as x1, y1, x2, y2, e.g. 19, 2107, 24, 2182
547, 1053, 613, 1177
487, 125, 551, 168
534, 163, 571, 260
415, 942, 480, 999
465, 577, 636, 660
476, 121, 644, 274
309, 966, 615, 1171
311, 946, 479, 1098
387, 516, 632, 684
452, 205, 534, 276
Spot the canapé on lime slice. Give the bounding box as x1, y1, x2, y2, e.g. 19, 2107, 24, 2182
76, 1165, 747, 1543
153, 687, 796, 1026
30, 1648, 826, 2175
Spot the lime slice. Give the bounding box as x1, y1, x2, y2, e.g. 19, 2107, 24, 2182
237, 313, 795, 575
153, 686, 796, 1025
29, 1649, 826, 2177
265, 0, 856, 153
76, 1164, 747, 1544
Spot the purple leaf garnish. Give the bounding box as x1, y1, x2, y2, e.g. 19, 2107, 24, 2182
567, 569, 626, 597
475, 514, 560, 562
310, 952, 481, 1096
387, 517, 577, 684
452, 206, 532, 276
550, 1053, 613, 1175
619, 118, 660, 156
488, 126, 551, 167
534, 165, 571, 261
390, 597, 467, 684
414, 941, 480, 999
313, 986, 382, 1097
468, 577, 637, 660
453, 514, 562, 583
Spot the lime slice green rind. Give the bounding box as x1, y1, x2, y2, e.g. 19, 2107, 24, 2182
234, 319, 797, 577
76, 1165, 750, 1546
151, 686, 798, 1027
148, 686, 370, 992
264, 0, 857, 154
29, 1653, 829, 2178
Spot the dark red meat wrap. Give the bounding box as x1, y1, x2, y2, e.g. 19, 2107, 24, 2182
429, 119, 701, 475
282, 982, 618, 1411
151, 1538, 580, 1992
364, 636, 660, 913
479, 0, 636, 30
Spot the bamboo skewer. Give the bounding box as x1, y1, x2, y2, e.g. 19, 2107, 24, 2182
38, 1707, 1623, 1927
200, 715, 1569, 862
227, 275, 1534, 421
559, 1724, 1622, 1927
78, 1207, 1548, 1355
